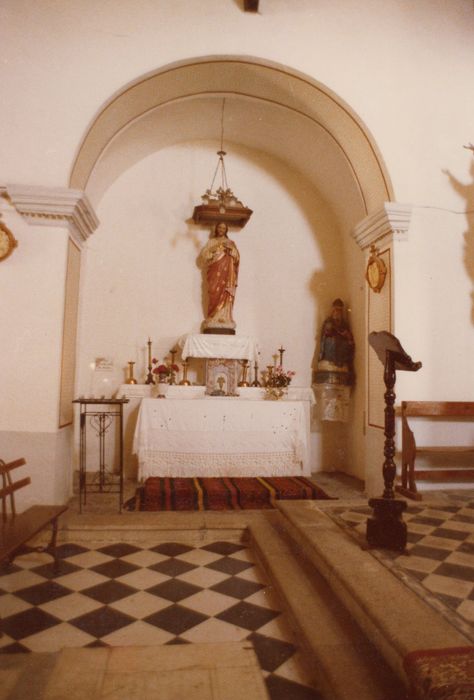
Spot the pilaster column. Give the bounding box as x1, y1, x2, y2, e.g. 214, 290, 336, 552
352, 202, 412, 496
0, 185, 99, 505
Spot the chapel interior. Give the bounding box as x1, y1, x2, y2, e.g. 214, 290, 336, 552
1, 2, 474, 699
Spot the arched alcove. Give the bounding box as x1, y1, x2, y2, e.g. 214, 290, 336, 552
70, 56, 394, 230
72, 57, 395, 480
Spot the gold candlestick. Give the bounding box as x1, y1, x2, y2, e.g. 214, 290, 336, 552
238, 359, 250, 387
145, 338, 154, 384
266, 365, 274, 387
252, 360, 261, 387
179, 360, 191, 386
126, 361, 137, 384
278, 345, 285, 368
272, 353, 278, 367
169, 347, 178, 385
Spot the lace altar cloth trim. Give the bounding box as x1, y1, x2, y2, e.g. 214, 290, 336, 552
138, 450, 302, 479
135, 429, 304, 459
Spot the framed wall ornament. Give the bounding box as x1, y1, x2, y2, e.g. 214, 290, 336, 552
0, 221, 18, 262
365, 244, 387, 293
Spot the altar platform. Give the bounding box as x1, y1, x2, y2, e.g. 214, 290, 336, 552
118, 386, 314, 480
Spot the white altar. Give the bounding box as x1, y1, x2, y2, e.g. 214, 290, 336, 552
119, 385, 315, 479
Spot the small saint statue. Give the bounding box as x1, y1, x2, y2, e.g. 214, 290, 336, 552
314, 299, 355, 422
316, 299, 354, 384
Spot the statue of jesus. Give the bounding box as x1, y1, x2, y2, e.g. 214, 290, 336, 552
200, 222, 240, 335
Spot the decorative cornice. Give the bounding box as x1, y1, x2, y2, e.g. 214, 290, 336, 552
5, 184, 99, 245
352, 202, 412, 250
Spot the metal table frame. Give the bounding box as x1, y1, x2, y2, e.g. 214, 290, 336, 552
73, 398, 129, 513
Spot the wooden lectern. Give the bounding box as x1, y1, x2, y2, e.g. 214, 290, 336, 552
366, 331, 422, 551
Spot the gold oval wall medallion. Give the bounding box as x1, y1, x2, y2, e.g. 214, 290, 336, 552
0, 221, 18, 262
365, 244, 387, 293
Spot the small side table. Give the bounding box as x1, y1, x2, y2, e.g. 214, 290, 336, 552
73, 398, 129, 513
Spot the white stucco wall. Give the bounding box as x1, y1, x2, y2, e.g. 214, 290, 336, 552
0, 201, 69, 432
395, 206, 473, 398
2, 0, 473, 198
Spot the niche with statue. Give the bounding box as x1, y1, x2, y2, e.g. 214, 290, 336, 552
313, 299, 355, 422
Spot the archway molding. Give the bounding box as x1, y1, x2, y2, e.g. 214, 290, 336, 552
69, 56, 394, 229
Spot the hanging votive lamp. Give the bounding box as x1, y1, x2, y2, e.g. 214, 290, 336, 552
192, 99, 253, 228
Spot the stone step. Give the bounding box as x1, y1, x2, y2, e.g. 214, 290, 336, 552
0, 642, 269, 700
272, 501, 471, 688
32, 509, 253, 548
249, 512, 405, 700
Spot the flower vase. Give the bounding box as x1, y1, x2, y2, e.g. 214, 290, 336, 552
155, 382, 169, 399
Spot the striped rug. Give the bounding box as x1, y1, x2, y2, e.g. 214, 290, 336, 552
126, 476, 332, 511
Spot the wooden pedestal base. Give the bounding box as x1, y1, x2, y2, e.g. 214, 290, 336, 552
366, 497, 407, 552
203, 327, 236, 335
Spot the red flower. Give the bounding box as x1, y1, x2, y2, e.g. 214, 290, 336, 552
152, 364, 170, 375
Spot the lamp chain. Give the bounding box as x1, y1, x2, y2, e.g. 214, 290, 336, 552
209, 98, 228, 194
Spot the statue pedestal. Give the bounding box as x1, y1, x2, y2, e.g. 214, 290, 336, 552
313, 383, 350, 422
177, 334, 259, 397
178, 333, 259, 362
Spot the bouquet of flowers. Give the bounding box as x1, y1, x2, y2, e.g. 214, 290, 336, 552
152, 358, 180, 383
266, 366, 295, 388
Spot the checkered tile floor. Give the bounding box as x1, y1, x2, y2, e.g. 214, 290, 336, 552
330, 492, 474, 641
0, 541, 321, 700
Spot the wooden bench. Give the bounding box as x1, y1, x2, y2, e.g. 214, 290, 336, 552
397, 402, 474, 500
1, 458, 68, 572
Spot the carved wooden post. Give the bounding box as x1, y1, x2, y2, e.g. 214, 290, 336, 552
382, 351, 397, 499
366, 332, 422, 551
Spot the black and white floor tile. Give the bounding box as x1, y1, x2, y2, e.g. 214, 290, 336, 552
0, 540, 321, 700
330, 492, 474, 641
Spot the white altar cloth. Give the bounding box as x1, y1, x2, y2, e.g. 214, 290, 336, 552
178, 333, 259, 361
133, 397, 310, 479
